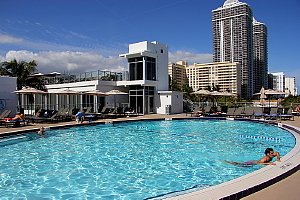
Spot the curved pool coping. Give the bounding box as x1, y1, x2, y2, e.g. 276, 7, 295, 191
0, 117, 299, 200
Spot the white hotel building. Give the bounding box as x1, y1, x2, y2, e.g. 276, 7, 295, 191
2, 41, 183, 116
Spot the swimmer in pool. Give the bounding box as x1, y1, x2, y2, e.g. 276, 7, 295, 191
225, 148, 281, 166
38, 127, 45, 136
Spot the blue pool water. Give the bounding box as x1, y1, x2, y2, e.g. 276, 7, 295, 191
0, 119, 295, 199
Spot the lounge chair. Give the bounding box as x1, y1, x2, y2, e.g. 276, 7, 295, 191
264, 107, 279, 120
124, 107, 138, 117
83, 107, 92, 114
31, 108, 67, 123
0, 110, 12, 119
115, 107, 125, 117
58, 108, 75, 121
202, 106, 212, 116
190, 107, 202, 117
253, 107, 264, 119
101, 107, 119, 119
1, 118, 29, 127
233, 107, 244, 118
226, 107, 235, 117
240, 107, 254, 118
98, 107, 113, 118
44, 111, 61, 123
279, 108, 294, 121
29, 109, 57, 123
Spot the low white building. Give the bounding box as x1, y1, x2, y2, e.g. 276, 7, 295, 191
270, 72, 285, 92
33, 41, 184, 115
285, 77, 298, 96
0, 76, 17, 116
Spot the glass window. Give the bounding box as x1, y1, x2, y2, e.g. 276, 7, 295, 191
129, 63, 136, 81
128, 58, 135, 62
128, 57, 144, 80
136, 57, 143, 62
137, 62, 143, 80
145, 56, 156, 81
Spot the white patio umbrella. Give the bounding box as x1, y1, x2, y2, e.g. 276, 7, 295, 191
209, 91, 228, 107
105, 89, 128, 107
54, 88, 81, 95
264, 89, 289, 107
12, 87, 48, 114
192, 90, 212, 107
219, 91, 236, 97
191, 90, 212, 95
259, 87, 267, 106
264, 89, 289, 95
217, 91, 236, 106
12, 87, 48, 95
53, 88, 82, 109
84, 90, 109, 96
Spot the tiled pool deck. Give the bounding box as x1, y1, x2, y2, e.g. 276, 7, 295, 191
0, 114, 299, 200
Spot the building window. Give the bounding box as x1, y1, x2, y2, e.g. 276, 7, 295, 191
128, 56, 156, 81
146, 57, 156, 80
129, 57, 143, 80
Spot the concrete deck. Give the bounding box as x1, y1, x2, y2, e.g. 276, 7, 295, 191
0, 114, 299, 199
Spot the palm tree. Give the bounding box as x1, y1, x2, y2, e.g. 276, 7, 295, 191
169, 76, 180, 91
0, 59, 46, 91
181, 83, 195, 101
1, 59, 47, 107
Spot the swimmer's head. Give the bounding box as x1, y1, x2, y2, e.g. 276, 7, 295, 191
265, 148, 274, 156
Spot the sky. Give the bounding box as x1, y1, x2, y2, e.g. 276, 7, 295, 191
1, 0, 300, 90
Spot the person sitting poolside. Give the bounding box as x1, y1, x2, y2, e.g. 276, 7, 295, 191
75, 110, 85, 123
12, 112, 25, 121
225, 148, 281, 166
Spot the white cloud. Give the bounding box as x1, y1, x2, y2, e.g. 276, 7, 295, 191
0, 34, 23, 43
1, 50, 214, 76
2, 50, 128, 74
169, 50, 212, 64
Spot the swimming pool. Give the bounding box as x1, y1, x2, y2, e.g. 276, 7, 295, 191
0, 119, 295, 199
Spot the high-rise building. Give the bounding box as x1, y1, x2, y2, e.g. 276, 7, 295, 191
212, 0, 268, 98
253, 18, 268, 93
168, 61, 189, 88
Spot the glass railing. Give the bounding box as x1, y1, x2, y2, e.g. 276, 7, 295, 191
42, 70, 129, 85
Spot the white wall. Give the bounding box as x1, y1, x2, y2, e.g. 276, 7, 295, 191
0, 76, 17, 116
155, 91, 183, 114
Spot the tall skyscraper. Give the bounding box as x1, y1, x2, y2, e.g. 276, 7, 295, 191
253, 18, 268, 94
212, 0, 268, 98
